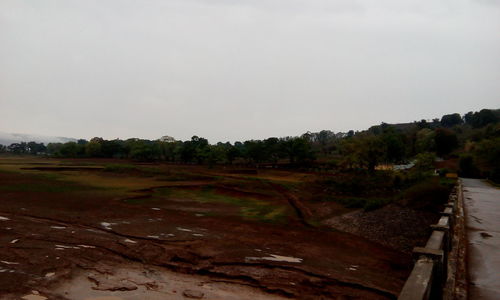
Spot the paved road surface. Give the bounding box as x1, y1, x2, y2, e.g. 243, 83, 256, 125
462, 178, 500, 300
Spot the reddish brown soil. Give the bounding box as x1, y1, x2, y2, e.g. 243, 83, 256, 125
0, 159, 413, 299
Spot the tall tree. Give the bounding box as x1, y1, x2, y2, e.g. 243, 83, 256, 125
440, 113, 463, 127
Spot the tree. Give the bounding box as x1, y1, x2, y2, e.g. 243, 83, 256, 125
47, 143, 63, 156
206, 143, 227, 166
86, 137, 103, 157
7, 142, 28, 154
27, 141, 46, 154
380, 127, 406, 163
440, 113, 463, 127
434, 128, 458, 156
59, 142, 79, 157
316, 130, 336, 155
356, 135, 386, 172
225, 143, 241, 164
414, 152, 436, 171
339, 134, 386, 171
415, 129, 435, 153
180, 136, 209, 164
416, 119, 430, 129
464, 109, 499, 128
263, 137, 282, 165
101, 139, 125, 158
280, 137, 314, 164
474, 137, 500, 182
159, 140, 181, 162
243, 140, 265, 164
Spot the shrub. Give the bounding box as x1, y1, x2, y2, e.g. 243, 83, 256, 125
402, 179, 451, 210
322, 170, 395, 196
438, 168, 449, 177
458, 155, 479, 178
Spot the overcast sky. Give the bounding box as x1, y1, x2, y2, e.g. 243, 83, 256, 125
1, 0, 499, 143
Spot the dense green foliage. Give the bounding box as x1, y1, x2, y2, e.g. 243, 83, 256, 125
1, 108, 499, 181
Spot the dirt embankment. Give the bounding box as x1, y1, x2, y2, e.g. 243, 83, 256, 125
325, 204, 440, 253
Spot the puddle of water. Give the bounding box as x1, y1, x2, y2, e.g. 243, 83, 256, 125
10, 239, 19, 244
151, 208, 161, 211
55, 244, 80, 249
176, 227, 192, 232
347, 265, 359, 271
192, 233, 204, 237
0, 216, 10, 221
1, 260, 20, 265
147, 235, 160, 239
78, 244, 96, 248
146, 218, 163, 222
51, 226, 66, 229
45, 272, 55, 277
123, 239, 137, 244
101, 222, 116, 230
246, 254, 303, 263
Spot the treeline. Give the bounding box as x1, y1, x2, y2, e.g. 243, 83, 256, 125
2, 136, 316, 165
1, 109, 499, 180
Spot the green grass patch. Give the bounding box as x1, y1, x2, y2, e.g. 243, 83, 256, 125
152, 186, 286, 222
439, 177, 457, 188
401, 178, 452, 210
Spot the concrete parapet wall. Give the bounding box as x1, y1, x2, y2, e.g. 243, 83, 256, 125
398, 181, 462, 300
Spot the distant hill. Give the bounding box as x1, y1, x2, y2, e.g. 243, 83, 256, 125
0, 132, 76, 146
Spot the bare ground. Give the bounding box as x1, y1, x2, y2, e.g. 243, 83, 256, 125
0, 158, 414, 300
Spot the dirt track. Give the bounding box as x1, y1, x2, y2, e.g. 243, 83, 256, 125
0, 158, 412, 299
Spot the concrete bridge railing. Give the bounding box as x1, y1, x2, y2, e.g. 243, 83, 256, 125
398, 181, 462, 300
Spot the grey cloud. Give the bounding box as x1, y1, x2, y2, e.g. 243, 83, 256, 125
1, 0, 499, 143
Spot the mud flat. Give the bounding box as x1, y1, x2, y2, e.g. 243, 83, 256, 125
0, 157, 414, 299
55, 262, 287, 300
